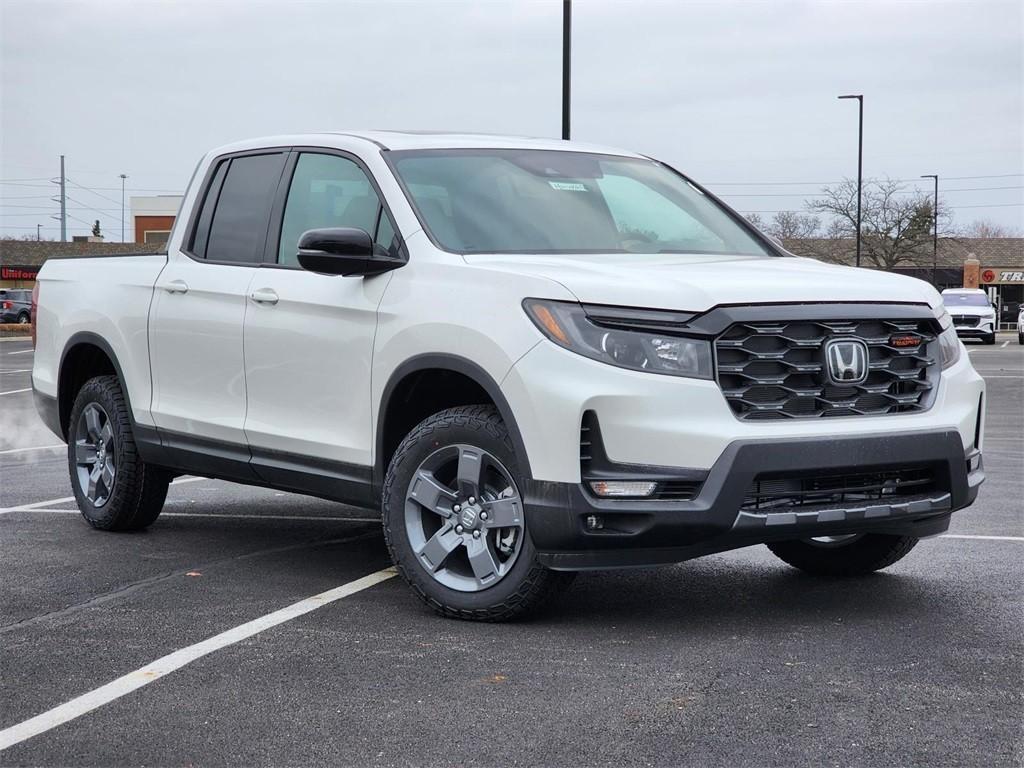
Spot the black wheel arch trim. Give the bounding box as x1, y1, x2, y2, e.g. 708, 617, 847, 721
57, 332, 135, 437
375, 354, 533, 494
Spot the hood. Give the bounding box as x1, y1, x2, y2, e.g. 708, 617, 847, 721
464, 253, 942, 312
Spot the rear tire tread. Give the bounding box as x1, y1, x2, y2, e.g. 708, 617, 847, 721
68, 375, 169, 531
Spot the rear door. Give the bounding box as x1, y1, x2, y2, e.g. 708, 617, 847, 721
241, 150, 401, 501
149, 150, 287, 465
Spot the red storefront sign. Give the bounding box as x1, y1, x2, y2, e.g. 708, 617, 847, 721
0, 265, 40, 281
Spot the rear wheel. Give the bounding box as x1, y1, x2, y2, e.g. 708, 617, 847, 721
767, 533, 918, 577
17, 312, 30, 324
67, 375, 170, 531
1017, 331, 1022, 345
382, 405, 574, 621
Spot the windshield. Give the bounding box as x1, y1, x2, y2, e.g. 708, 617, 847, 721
389, 149, 773, 256
943, 293, 991, 307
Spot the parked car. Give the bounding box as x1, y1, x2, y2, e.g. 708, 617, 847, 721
1018, 306, 1023, 345
31, 132, 986, 620
0, 288, 32, 324
941, 288, 997, 344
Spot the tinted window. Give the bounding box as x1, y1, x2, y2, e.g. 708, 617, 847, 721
391, 149, 771, 256
204, 153, 286, 263
277, 153, 395, 265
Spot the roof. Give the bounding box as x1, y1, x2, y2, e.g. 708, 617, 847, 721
208, 131, 645, 159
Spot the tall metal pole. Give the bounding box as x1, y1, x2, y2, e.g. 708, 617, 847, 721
838, 95, 863, 267
59, 154, 67, 242
36, 224, 41, 241
119, 174, 128, 242
922, 174, 939, 286
562, 0, 571, 140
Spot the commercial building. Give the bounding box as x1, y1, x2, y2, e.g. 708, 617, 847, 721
130, 195, 182, 245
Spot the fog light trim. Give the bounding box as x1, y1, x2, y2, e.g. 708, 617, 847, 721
588, 480, 658, 498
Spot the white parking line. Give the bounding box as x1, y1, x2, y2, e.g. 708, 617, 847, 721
0, 567, 396, 751
11, 508, 378, 523
1, 369, 32, 374
0, 444, 64, 456
0, 388, 31, 396
6, 349, 33, 355
0, 476, 207, 514
941, 534, 1024, 542
1001, 341, 1010, 348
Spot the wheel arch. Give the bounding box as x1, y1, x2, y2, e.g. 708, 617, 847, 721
376, 354, 532, 493
57, 332, 133, 439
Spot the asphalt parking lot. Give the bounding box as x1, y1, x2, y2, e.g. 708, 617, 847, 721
1, 335, 1021, 767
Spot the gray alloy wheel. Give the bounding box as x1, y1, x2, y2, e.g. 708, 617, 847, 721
17, 313, 30, 324
404, 443, 525, 592
73, 402, 116, 507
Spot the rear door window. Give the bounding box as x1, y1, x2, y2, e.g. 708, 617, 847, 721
197, 153, 287, 263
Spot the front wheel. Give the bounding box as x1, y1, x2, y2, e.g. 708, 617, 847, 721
767, 533, 918, 577
382, 405, 574, 621
983, 332, 996, 345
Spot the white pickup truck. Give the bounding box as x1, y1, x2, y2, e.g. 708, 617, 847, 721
32, 132, 986, 620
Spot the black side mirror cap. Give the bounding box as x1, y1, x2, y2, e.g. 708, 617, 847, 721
296, 227, 403, 277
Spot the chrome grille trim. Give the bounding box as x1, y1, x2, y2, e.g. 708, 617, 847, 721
714, 318, 939, 420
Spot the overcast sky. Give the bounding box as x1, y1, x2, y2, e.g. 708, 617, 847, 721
1, 0, 1021, 240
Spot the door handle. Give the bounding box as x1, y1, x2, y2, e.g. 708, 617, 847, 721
161, 279, 189, 294
249, 288, 279, 305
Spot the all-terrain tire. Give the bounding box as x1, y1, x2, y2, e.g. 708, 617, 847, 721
767, 533, 919, 577
382, 404, 574, 621
67, 375, 170, 531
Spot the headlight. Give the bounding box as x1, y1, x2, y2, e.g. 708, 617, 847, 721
523, 299, 713, 379
938, 325, 962, 370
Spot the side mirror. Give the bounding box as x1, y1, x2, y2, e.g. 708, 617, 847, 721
296, 228, 402, 277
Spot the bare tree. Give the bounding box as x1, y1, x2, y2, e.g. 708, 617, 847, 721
957, 219, 1022, 238
769, 210, 821, 240
807, 178, 946, 270
743, 212, 765, 229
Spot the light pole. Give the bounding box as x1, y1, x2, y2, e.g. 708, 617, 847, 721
838, 94, 863, 268
119, 174, 128, 243
921, 174, 939, 287
562, 0, 571, 140
36, 224, 41, 241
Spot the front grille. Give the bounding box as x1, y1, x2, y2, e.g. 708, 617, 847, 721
715, 319, 937, 420
951, 315, 979, 327
742, 466, 938, 512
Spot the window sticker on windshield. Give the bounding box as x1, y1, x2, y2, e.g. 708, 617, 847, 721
548, 181, 587, 192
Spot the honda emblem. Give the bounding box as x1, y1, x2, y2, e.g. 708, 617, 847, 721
824, 339, 869, 385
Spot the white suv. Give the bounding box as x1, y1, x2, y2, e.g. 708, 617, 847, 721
941, 288, 997, 345
32, 132, 986, 620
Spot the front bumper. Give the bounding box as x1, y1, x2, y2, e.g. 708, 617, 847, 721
525, 429, 984, 570
954, 320, 995, 337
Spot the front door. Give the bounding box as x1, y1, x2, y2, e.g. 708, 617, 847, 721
242, 151, 402, 502
149, 150, 288, 471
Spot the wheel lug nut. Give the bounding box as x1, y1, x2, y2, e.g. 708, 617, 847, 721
468, 496, 476, 504
472, 530, 481, 539
453, 504, 461, 513
455, 525, 464, 534
480, 511, 488, 520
